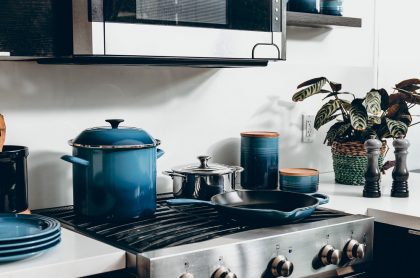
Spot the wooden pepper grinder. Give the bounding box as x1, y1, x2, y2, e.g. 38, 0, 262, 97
391, 136, 410, 198
363, 136, 382, 198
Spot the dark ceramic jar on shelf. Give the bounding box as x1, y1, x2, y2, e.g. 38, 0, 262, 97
287, 0, 318, 14
320, 0, 343, 16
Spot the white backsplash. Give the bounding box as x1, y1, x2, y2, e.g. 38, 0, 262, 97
0, 0, 378, 209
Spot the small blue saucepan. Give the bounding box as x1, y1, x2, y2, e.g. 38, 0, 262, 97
167, 190, 329, 225
61, 119, 164, 220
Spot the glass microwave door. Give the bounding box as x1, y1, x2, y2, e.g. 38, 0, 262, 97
103, 0, 272, 32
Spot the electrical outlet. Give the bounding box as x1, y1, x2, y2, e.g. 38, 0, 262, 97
302, 115, 315, 143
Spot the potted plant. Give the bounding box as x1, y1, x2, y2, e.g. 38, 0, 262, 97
292, 77, 420, 185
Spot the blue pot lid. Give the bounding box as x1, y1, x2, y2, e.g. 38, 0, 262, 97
70, 119, 159, 149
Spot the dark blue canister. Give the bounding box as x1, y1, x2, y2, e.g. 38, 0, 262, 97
240, 132, 279, 190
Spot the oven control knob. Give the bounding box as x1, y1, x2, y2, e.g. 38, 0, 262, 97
319, 245, 341, 266
212, 266, 237, 278
179, 273, 194, 278
345, 239, 365, 260
270, 255, 294, 277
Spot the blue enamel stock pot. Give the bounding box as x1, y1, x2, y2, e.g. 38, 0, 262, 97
61, 119, 164, 220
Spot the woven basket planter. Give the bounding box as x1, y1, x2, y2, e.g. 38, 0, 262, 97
332, 141, 387, 185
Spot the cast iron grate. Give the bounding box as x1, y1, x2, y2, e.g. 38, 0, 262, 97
34, 197, 348, 254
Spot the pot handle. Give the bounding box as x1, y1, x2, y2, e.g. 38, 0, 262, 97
308, 193, 330, 205
157, 148, 165, 159
166, 198, 214, 206
61, 155, 90, 167
162, 170, 186, 179
230, 166, 244, 190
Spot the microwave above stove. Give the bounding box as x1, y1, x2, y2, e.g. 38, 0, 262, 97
0, 0, 286, 66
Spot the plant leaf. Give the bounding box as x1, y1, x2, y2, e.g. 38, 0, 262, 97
386, 118, 408, 138
365, 90, 382, 115
324, 122, 351, 145
397, 85, 420, 93
297, 77, 327, 89
340, 99, 352, 111
387, 100, 412, 126
368, 116, 382, 125
378, 89, 389, 110
376, 122, 391, 139
292, 78, 328, 102
314, 100, 341, 130
361, 128, 378, 141
322, 91, 354, 100
395, 78, 420, 90
389, 92, 420, 106
329, 81, 342, 92
349, 99, 368, 131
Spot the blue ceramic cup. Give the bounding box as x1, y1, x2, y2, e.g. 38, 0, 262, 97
320, 0, 343, 16
279, 168, 319, 193
240, 132, 279, 190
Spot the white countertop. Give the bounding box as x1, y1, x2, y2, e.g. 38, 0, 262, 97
319, 172, 420, 230
0, 228, 126, 278
1, 172, 418, 277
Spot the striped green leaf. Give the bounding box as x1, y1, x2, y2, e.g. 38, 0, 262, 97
361, 128, 379, 141
365, 90, 382, 115
292, 77, 328, 102
324, 122, 351, 145
376, 121, 391, 139
368, 116, 382, 125
314, 100, 341, 130
297, 77, 327, 89
386, 118, 408, 138
349, 100, 368, 131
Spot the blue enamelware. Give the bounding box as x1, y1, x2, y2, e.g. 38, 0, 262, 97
0, 230, 60, 249
0, 214, 60, 242
280, 168, 319, 193
0, 238, 61, 263
241, 132, 279, 190
61, 119, 164, 220
0, 233, 60, 254
166, 190, 329, 224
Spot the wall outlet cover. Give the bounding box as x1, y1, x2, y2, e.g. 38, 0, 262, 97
302, 115, 316, 143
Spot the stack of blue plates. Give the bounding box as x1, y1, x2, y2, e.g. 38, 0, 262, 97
0, 214, 61, 262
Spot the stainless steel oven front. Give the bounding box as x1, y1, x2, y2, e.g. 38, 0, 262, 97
72, 0, 286, 60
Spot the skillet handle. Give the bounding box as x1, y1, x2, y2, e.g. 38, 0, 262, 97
308, 193, 329, 205
166, 198, 214, 206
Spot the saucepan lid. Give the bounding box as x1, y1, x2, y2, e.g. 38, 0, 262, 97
172, 156, 244, 175
69, 119, 159, 149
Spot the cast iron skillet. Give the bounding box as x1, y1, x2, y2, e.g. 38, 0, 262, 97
166, 190, 329, 225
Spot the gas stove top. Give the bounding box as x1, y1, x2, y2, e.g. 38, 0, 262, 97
35, 197, 373, 278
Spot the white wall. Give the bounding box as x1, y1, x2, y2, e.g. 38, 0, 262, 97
375, 0, 420, 171
0, 0, 376, 209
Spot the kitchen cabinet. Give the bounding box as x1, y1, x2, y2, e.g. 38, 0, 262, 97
0, 0, 72, 58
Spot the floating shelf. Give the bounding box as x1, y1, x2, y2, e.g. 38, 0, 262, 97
287, 12, 362, 28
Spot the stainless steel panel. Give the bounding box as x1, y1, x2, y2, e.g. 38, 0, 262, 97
137, 216, 374, 278
104, 23, 282, 59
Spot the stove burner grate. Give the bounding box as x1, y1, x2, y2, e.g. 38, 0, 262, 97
34, 197, 348, 254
